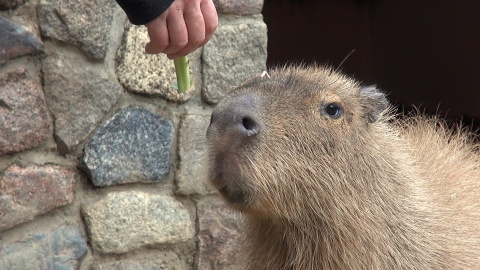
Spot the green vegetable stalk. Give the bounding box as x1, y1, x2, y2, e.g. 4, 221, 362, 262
173, 56, 190, 93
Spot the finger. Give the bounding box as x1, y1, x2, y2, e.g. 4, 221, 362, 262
198, 0, 218, 48
162, 6, 188, 55
144, 16, 170, 54
167, 2, 205, 59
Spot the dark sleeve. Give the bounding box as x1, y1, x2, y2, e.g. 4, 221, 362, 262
115, 0, 175, 25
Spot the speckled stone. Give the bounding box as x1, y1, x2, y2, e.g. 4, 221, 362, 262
0, 225, 87, 269
92, 251, 192, 270
116, 24, 198, 103
42, 47, 122, 154
38, 0, 118, 60
82, 107, 174, 187
0, 69, 50, 155
176, 114, 218, 195
0, 16, 43, 66
214, 0, 264, 15
82, 191, 195, 254
196, 196, 244, 269
202, 16, 267, 104
0, 164, 78, 231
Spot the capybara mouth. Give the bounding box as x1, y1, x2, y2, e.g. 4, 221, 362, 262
218, 185, 229, 197
211, 165, 250, 205
217, 184, 249, 205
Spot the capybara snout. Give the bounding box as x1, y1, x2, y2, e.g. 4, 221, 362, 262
207, 93, 261, 146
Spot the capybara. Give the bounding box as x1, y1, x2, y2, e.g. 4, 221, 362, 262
206, 65, 480, 269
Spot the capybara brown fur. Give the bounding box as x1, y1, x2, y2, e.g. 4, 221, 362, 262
206, 65, 480, 269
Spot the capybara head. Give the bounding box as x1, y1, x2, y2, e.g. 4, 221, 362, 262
206, 65, 480, 269
206, 66, 389, 219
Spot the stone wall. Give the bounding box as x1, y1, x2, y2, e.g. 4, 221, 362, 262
0, 0, 267, 269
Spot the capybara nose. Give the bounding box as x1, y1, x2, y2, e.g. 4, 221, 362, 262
208, 94, 261, 141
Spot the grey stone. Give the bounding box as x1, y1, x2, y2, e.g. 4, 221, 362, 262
214, 0, 264, 15
196, 196, 244, 269
176, 114, 217, 195
82, 191, 195, 254
0, 164, 78, 232
42, 47, 122, 154
116, 24, 197, 103
0, 0, 26, 10
92, 251, 192, 270
0, 225, 88, 270
93, 260, 189, 270
0, 16, 43, 66
202, 17, 268, 104
82, 107, 174, 187
38, 0, 117, 60
0, 68, 51, 155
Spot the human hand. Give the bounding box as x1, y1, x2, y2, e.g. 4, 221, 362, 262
144, 0, 218, 59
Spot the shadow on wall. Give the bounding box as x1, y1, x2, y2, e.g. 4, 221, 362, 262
263, 0, 480, 129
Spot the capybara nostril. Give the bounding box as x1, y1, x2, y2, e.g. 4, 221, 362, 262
241, 116, 260, 137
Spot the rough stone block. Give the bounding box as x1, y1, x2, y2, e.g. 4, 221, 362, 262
0, 164, 78, 232
214, 0, 264, 15
92, 251, 192, 270
82, 191, 195, 254
116, 24, 198, 103
176, 114, 217, 195
196, 196, 244, 269
0, 16, 43, 66
0, 225, 87, 270
0, 69, 51, 155
82, 107, 174, 187
38, 0, 118, 60
42, 47, 122, 153
202, 16, 268, 104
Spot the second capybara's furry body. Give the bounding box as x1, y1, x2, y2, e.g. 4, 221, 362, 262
206, 65, 480, 269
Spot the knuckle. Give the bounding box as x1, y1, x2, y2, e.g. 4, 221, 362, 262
191, 36, 205, 47
149, 36, 170, 49
167, 40, 188, 52
176, 39, 189, 49
206, 19, 218, 34
158, 42, 170, 49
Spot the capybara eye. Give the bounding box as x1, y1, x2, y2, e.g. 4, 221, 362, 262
323, 103, 343, 119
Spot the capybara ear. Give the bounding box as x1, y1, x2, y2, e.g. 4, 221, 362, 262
359, 86, 388, 123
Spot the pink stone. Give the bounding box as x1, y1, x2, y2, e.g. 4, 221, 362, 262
0, 69, 51, 155
196, 196, 244, 269
0, 16, 43, 65
0, 164, 78, 231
